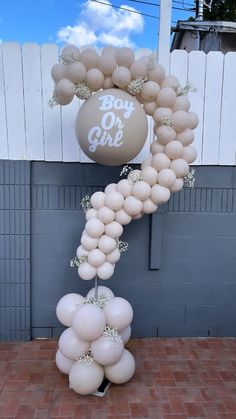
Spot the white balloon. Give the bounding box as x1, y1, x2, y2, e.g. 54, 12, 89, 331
85, 218, 105, 238
91, 335, 124, 366
119, 325, 131, 344
69, 360, 104, 395
151, 184, 170, 204
123, 196, 143, 216
170, 178, 184, 193
141, 167, 158, 186
105, 349, 135, 384
97, 206, 115, 224
72, 304, 106, 341
105, 183, 117, 194
98, 235, 117, 254
88, 248, 106, 268
56, 293, 84, 326
76, 245, 89, 258
106, 248, 121, 264
142, 198, 158, 214
81, 234, 98, 251
85, 208, 97, 221
59, 327, 90, 360
116, 179, 132, 198
132, 181, 151, 201
105, 191, 124, 211
170, 158, 189, 177
78, 262, 96, 280
87, 285, 115, 299
157, 168, 176, 188
152, 153, 171, 171
56, 349, 74, 375
141, 159, 152, 169
105, 221, 123, 239
115, 209, 132, 225
90, 191, 105, 210
103, 297, 133, 330
97, 261, 114, 280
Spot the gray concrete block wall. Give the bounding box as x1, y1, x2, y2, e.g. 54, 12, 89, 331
30, 162, 236, 339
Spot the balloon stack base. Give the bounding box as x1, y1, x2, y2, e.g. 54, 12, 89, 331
92, 378, 111, 397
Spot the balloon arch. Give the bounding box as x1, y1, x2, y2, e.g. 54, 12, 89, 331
50, 44, 198, 395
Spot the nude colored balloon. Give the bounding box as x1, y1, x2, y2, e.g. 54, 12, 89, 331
147, 64, 165, 84
155, 126, 176, 145
85, 218, 105, 238
157, 168, 176, 188
85, 208, 97, 221
132, 212, 143, 220
132, 181, 151, 201
104, 349, 135, 384
81, 234, 98, 251
112, 67, 131, 88
165, 140, 184, 159
119, 325, 131, 344
141, 159, 152, 169
141, 81, 160, 102
157, 87, 176, 107
141, 167, 158, 186
170, 158, 189, 177
61, 44, 80, 61
56, 78, 75, 98
76, 89, 148, 166
56, 293, 84, 326
87, 285, 114, 299
152, 153, 171, 171
51, 63, 67, 82
72, 304, 106, 341
176, 129, 194, 146
80, 48, 99, 69
116, 47, 135, 67
76, 245, 89, 258
105, 221, 123, 239
150, 141, 164, 155
116, 179, 132, 198
103, 297, 133, 330
143, 101, 157, 116
98, 54, 117, 75
69, 360, 104, 395
97, 206, 115, 224
103, 76, 115, 89
142, 198, 158, 214
173, 96, 190, 112
91, 335, 124, 366
123, 196, 143, 216
88, 248, 106, 268
161, 75, 179, 88
98, 235, 117, 254
170, 178, 184, 193
130, 60, 148, 78
59, 327, 90, 360
102, 46, 117, 56
105, 191, 124, 211
106, 248, 121, 264
86, 68, 104, 90
66, 62, 87, 83
91, 191, 105, 210
182, 145, 197, 163
127, 170, 142, 183
78, 262, 97, 280
97, 261, 114, 280
153, 107, 173, 124
173, 111, 190, 132
188, 112, 199, 129
105, 183, 117, 193
54, 91, 73, 106
115, 209, 132, 225
56, 349, 74, 375
151, 184, 171, 204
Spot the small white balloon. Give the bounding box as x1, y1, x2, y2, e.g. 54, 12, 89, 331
141, 167, 158, 186
59, 327, 90, 360
157, 168, 176, 188
56, 293, 84, 326
115, 209, 132, 225
78, 262, 97, 280
56, 349, 74, 375
81, 234, 98, 251
141, 158, 152, 170
72, 304, 106, 341
76, 245, 89, 258
106, 248, 121, 264
97, 261, 114, 280
105, 191, 124, 211
103, 297, 133, 330
176, 129, 194, 146
132, 181, 151, 201
165, 140, 184, 160
97, 206, 115, 224
91, 191, 105, 210
170, 158, 189, 177
105, 221, 123, 239
141, 81, 160, 102
123, 196, 143, 216
69, 360, 104, 395
170, 178, 184, 193
116, 179, 132, 198
105, 183, 117, 194
152, 153, 171, 171
85, 208, 97, 221
119, 325, 131, 344
88, 248, 106, 268
142, 198, 158, 214
104, 349, 135, 384
85, 218, 105, 238
155, 125, 176, 145
181, 145, 197, 163
188, 111, 199, 129
151, 184, 171, 204
98, 235, 117, 254
150, 140, 164, 155
91, 335, 124, 366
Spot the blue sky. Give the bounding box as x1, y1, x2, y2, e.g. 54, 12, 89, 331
0, 0, 196, 50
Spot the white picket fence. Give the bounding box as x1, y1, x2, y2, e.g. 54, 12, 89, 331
0, 42, 236, 165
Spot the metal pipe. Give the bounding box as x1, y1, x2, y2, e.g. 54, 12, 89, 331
196, 0, 204, 21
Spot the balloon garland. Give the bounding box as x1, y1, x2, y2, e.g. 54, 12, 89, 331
51, 44, 198, 395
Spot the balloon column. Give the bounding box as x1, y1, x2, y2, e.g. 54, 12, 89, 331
51, 44, 198, 395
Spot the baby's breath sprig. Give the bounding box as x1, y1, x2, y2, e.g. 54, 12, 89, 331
103, 326, 122, 344
183, 168, 195, 188
116, 239, 128, 253
147, 51, 158, 71
81, 195, 92, 212
48, 89, 59, 108
70, 255, 88, 268
84, 294, 111, 309
75, 81, 92, 100
60, 53, 78, 65
127, 77, 147, 96
76, 350, 94, 364
172, 84, 197, 97
120, 165, 132, 177
160, 116, 174, 127
128, 171, 143, 184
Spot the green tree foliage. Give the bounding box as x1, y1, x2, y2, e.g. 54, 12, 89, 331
203, 0, 236, 21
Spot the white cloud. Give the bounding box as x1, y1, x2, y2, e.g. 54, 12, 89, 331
57, 0, 144, 48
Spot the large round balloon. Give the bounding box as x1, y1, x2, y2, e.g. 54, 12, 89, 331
75, 88, 148, 165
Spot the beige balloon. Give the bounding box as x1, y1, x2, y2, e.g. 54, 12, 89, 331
75, 89, 148, 165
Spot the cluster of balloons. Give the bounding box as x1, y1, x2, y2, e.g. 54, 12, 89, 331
55, 286, 135, 395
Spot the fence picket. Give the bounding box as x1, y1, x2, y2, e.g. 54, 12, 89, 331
2, 43, 26, 160
170, 50, 188, 86
0, 44, 8, 159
